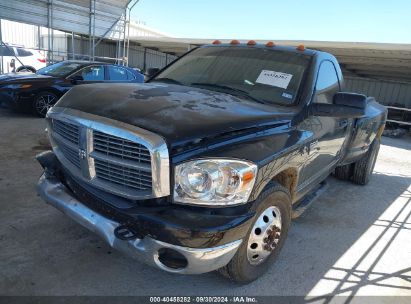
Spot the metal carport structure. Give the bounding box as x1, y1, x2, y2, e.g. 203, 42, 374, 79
0, 0, 138, 65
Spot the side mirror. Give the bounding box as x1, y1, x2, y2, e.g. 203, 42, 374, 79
334, 92, 367, 109
70, 75, 84, 84
310, 93, 367, 118
146, 67, 160, 78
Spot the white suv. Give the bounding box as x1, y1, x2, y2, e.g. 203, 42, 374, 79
0, 45, 46, 73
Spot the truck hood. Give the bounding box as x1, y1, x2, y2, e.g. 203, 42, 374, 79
0, 72, 53, 83
56, 82, 295, 148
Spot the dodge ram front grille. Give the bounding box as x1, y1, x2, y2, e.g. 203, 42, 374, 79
94, 159, 152, 190
51, 119, 81, 169
58, 139, 81, 169
47, 108, 170, 199
91, 131, 153, 191
93, 131, 151, 164
52, 119, 79, 145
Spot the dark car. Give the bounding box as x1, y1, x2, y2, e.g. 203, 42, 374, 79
0, 60, 144, 117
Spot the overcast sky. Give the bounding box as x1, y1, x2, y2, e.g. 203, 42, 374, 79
132, 0, 411, 44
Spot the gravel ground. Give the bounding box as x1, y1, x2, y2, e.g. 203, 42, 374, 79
0, 107, 410, 300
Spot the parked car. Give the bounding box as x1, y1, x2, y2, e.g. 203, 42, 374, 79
0, 44, 46, 73
0, 60, 144, 116
36, 42, 387, 283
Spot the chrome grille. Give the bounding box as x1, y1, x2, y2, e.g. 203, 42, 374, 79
92, 131, 152, 192
94, 159, 152, 190
93, 131, 151, 164
51, 119, 81, 169
52, 119, 79, 145
47, 107, 170, 200
58, 139, 81, 169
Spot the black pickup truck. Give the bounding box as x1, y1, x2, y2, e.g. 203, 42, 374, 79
36, 41, 387, 283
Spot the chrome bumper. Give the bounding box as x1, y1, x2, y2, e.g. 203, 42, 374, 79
37, 173, 242, 274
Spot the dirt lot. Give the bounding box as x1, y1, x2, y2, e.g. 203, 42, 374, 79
0, 107, 410, 299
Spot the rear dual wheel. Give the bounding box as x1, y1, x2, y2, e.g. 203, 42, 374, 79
219, 183, 291, 283
351, 139, 380, 185
334, 138, 380, 185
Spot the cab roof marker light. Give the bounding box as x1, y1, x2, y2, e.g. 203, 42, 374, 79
230, 40, 240, 45
247, 40, 256, 46
265, 41, 275, 47
296, 44, 305, 51
212, 40, 221, 45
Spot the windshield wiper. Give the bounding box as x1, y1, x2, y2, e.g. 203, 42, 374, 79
189, 82, 265, 104
151, 77, 183, 85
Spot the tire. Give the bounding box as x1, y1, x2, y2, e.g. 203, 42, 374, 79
351, 139, 380, 185
32, 91, 59, 117
219, 183, 291, 283
334, 163, 353, 180
16, 66, 36, 73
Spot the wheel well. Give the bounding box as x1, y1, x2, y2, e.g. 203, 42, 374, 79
34, 88, 62, 98
271, 168, 298, 201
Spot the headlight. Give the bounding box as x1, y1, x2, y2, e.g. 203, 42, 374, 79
174, 159, 257, 206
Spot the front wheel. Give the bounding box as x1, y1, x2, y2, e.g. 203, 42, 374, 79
32, 91, 58, 117
219, 183, 291, 283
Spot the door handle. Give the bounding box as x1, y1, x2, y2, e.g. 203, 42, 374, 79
338, 119, 348, 129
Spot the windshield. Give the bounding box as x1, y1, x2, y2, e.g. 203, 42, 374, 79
37, 61, 83, 77
152, 46, 311, 106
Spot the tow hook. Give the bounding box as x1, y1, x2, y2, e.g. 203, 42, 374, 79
114, 225, 139, 241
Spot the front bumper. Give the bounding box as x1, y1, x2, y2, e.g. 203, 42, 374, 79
0, 89, 18, 106
0, 88, 32, 108
37, 172, 243, 274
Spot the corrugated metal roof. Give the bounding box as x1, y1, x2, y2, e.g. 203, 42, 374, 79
0, 0, 129, 37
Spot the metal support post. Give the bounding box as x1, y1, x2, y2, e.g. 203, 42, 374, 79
0, 19, 3, 74
47, 0, 54, 64
126, 0, 139, 67
88, 0, 96, 61
71, 32, 75, 60
122, 8, 127, 65
143, 47, 147, 71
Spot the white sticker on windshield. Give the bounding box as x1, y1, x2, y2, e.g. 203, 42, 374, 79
256, 70, 293, 89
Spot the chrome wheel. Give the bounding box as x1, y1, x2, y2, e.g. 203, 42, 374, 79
247, 206, 282, 265
35, 93, 57, 117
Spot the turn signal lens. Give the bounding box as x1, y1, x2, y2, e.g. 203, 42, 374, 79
212, 40, 221, 45
247, 40, 256, 46
242, 171, 255, 183
265, 41, 275, 47
21, 84, 32, 89
230, 39, 240, 45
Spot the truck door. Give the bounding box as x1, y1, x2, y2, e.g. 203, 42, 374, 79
298, 60, 350, 188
